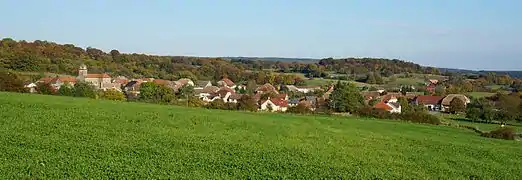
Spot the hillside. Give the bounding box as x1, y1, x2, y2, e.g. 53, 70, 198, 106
1, 92, 521, 179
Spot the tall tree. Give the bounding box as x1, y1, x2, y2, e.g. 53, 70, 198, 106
328, 81, 364, 113
449, 98, 466, 114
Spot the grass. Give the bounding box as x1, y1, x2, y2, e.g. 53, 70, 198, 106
439, 113, 522, 132
304, 78, 371, 87
1, 92, 522, 179
466, 92, 496, 98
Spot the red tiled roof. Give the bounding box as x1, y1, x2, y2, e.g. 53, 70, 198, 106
220, 78, 235, 86
153, 79, 171, 85
86, 73, 111, 78
113, 79, 128, 84
415, 95, 443, 105
256, 83, 277, 93
373, 102, 393, 111
277, 94, 288, 99
53, 77, 77, 83
269, 98, 288, 107
38, 77, 53, 83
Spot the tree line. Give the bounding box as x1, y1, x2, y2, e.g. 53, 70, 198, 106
2, 38, 454, 84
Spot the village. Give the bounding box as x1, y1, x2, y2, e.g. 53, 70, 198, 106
24, 64, 471, 114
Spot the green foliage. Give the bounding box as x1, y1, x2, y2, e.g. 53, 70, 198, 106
328, 81, 364, 113
101, 89, 126, 101
368, 99, 379, 106
139, 82, 175, 103
73, 82, 96, 98
207, 99, 225, 110
0, 71, 26, 92
36, 82, 54, 95
354, 107, 441, 125
237, 95, 257, 111
288, 103, 312, 114
449, 98, 466, 114
481, 127, 517, 140
177, 85, 195, 98
57, 84, 74, 96
187, 97, 204, 108
0, 92, 521, 179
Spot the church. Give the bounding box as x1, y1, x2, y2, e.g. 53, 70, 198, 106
77, 64, 112, 89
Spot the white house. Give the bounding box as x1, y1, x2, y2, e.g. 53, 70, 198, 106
259, 98, 288, 112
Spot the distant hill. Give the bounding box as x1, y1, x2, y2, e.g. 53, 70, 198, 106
224, 57, 318, 63
439, 68, 522, 78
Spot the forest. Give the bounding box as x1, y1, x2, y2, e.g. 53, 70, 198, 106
1, 38, 445, 83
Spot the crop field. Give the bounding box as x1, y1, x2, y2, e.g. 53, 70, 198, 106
1, 92, 521, 179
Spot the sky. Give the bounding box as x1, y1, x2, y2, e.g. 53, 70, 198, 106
1, 0, 521, 70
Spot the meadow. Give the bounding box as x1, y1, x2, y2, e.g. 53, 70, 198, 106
1, 92, 521, 179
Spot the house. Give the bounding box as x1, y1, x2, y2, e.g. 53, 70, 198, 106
373, 101, 401, 113
113, 76, 129, 85
228, 93, 243, 103
24, 83, 37, 93
176, 78, 195, 87
202, 87, 235, 102
195, 86, 220, 100
429, 79, 439, 85
288, 99, 300, 107
256, 83, 278, 94
322, 86, 334, 99
49, 76, 77, 90
286, 85, 321, 93
277, 94, 289, 101
413, 95, 444, 111
441, 94, 470, 112
77, 64, 112, 89
195, 81, 212, 89
217, 78, 235, 88
259, 97, 288, 112
123, 81, 142, 95
101, 83, 122, 92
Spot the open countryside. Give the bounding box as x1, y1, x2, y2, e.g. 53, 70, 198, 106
1, 92, 521, 179
2, 1, 522, 179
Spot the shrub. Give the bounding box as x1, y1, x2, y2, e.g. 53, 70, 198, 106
481, 127, 517, 140
288, 103, 312, 114
101, 89, 126, 101
0, 71, 26, 93
354, 108, 441, 125
36, 82, 55, 95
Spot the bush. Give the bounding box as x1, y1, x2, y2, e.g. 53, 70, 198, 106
101, 89, 126, 101
0, 71, 26, 93
288, 103, 312, 114
481, 127, 517, 140
354, 108, 441, 125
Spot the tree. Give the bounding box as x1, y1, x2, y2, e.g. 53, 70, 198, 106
466, 107, 482, 122
328, 81, 364, 113
449, 98, 466, 114
398, 97, 411, 113
177, 85, 195, 98
237, 94, 258, 111
187, 97, 203, 107
0, 71, 26, 92
288, 103, 312, 114
208, 99, 225, 109
74, 81, 96, 98
36, 82, 54, 95
101, 89, 126, 101
57, 84, 74, 96
368, 99, 379, 106
366, 73, 377, 84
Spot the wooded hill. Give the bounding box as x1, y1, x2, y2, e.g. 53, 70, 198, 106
1, 37, 516, 83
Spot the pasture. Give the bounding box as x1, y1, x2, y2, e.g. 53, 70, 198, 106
0, 92, 521, 179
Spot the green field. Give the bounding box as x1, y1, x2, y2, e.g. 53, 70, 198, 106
304, 78, 371, 87
1, 92, 521, 179
466, 92, 496, 99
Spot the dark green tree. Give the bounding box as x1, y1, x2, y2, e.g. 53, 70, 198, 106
328, 81, 364, 113
74, 82, 96, 98
57, 84, 74, 96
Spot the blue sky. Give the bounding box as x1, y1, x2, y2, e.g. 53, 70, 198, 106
1, 0, 521, 70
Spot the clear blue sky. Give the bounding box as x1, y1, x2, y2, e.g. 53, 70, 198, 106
1, 0, 521, 70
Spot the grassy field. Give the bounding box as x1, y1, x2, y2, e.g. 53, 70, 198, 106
466, 92, 496, 99
1, 92, 521, 179
304, 78, 371, 87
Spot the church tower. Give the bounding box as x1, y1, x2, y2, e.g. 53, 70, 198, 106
78, 64, 88, 79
